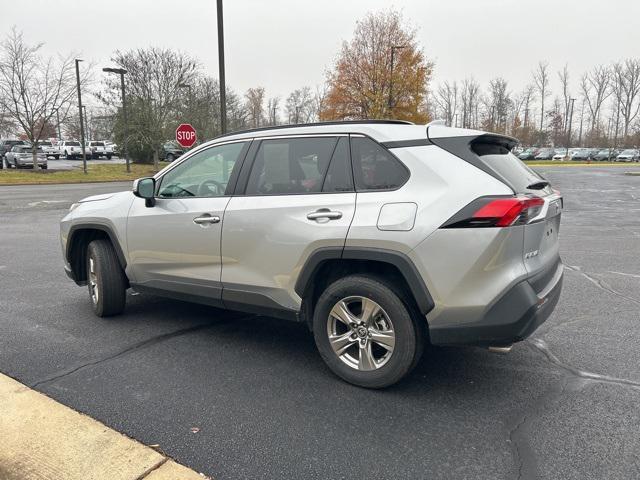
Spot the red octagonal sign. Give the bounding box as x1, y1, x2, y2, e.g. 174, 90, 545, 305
176, 123, 197, 148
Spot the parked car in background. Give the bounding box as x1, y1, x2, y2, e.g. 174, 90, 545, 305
616, 149, 639, 162
161, 141, 184, 162
534, 147, 555, 160
570, 148, 591, 160
0, 139, 27, 161
518, 148, 538, 160
592, 149, 616, 161
105, 141, 118, 158
88, 141, 112, 159
552, 149, 568, 161
59, 141, 87, 160
39, 140, 60, 159
4, 145, 47, 169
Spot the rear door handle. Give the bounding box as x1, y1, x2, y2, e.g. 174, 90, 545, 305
193, 214, 221, 225
307, 209, 343, 221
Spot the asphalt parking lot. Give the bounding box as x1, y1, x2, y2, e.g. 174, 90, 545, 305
0, 166, 639, 480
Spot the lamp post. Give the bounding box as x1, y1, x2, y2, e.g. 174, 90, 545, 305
82, 105, 89, 143
102, 67, 129, 172
565, 98, 575, 159
75, 59, 87, 173
388, 45, 406, 116
217, 0, 227, 134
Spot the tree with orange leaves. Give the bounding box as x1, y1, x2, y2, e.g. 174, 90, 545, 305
320, 10, 433, 123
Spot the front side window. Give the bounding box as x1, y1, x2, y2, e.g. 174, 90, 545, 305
158, 142, 247, 198
350, 136, 409, 191
245, 137, 338, 195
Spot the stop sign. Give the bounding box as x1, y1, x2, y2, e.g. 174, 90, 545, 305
176, 123, 197, 148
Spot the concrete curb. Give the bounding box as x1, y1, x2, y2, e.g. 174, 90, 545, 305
0, 373, 209, 480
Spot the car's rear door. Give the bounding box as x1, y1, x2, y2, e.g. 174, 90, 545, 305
470, 140, 562, 277
221, 135, 356, 314
126, 141, 250, 302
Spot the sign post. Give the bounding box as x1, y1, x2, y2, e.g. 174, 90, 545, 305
176, 123, 197, 149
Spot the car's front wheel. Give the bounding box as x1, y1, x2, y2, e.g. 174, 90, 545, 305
166, 153, 175, 162
86, 239, 127, 317
313, 275, 422, 388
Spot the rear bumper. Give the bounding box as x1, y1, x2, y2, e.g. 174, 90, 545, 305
429, 260, 563, 346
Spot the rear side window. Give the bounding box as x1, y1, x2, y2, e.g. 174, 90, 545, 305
245, 137, 338, 195
322, 137, 354, 193
472, 142, 544, 193
350, 137, 409, 191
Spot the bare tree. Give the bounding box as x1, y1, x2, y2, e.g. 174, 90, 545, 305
558, 64, 571, 133
245, 87, 265, 128
487, 78, 511, 133
533, 61, 550, 131
580, 65, 611, 138
103, 47, 198, 167
460, 78, 480, 128
434, 81, 458, 126
611, 59, 640, 143
266, 97, 280, 126
0, 28, 81, 168
286, 86, 316, 123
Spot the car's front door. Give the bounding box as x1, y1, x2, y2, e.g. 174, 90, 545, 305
221, 135, 357, 314
126, 141, 250, 302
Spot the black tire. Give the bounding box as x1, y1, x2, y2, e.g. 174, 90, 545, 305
313, 274, 423, 388
106, 154, 112, 160
166, 153, 174, 162
86, 239, 127, 317
54, 155, 59, 160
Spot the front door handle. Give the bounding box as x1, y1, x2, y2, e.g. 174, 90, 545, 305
193, 214, 220, 225
307, 209, 343, 221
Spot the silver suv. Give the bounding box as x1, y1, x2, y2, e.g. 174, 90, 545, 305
60, 120, 563, 388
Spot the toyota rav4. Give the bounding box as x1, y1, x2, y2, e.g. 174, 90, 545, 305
60, 120, 563, 388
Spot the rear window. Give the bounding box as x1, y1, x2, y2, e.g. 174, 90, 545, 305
91, 142, 105, 146
66, 141, 80, 146
471, 142, 545, 193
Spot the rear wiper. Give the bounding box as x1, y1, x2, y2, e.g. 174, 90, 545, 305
527, 180, 550, 190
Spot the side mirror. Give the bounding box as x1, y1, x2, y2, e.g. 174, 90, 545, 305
133, 177, 156, 207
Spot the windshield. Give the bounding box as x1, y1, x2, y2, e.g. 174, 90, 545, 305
621, 149, 636, 154
66, 141, 80, 146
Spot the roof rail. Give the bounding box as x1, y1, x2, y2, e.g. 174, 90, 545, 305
210, 119, 414, 141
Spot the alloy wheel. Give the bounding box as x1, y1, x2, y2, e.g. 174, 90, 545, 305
88, 256, 99, 305
326, 296, 395, 371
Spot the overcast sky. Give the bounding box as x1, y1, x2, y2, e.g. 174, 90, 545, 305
2, 0, 639, 108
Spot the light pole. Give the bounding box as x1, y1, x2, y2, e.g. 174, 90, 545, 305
82, 106, 89, 142
217, 0, 227, 134
103, 67, 129, 172
388, 45, 406, 117
75, 59, 87, 173
565, 98, 575, 159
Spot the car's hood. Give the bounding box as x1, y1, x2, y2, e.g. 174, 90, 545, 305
78, 191, 128, 203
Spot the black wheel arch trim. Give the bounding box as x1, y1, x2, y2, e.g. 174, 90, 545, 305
67, 223, 127, 273
295, 246, 435, 315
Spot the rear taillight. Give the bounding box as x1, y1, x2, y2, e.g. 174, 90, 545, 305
443, 196, 545, 229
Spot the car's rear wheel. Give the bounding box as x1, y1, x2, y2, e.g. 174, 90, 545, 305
313, 275, 422, 388
86, 239, 127, 317
166, 153, 175, 162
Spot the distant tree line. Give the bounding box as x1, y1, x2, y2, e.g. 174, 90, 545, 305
3, 8, 639, 168
432, 59, 640, 148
